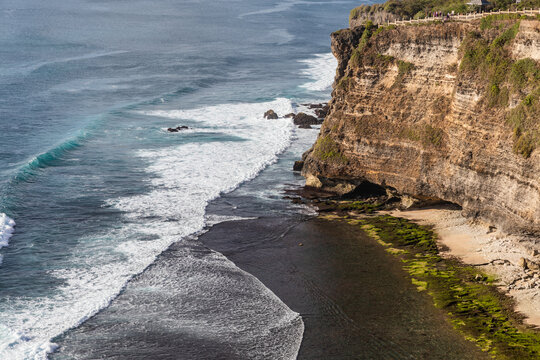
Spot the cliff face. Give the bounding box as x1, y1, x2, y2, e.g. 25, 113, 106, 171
302, 19, 540, 234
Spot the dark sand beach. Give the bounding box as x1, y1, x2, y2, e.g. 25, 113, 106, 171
199, 215, 489, 359
53, 206, 490, 359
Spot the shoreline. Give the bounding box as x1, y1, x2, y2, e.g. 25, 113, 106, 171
295, 191, 540, 358
49, 197, 490, 359
198, 214, 488, 359
386, 207, 540, 329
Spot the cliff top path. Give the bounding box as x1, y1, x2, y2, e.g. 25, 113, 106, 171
364, 8, 540, 27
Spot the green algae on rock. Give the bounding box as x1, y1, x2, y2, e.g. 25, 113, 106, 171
351, 215, 540, 359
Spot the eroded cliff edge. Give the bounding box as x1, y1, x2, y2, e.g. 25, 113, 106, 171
302, 17, 540, 234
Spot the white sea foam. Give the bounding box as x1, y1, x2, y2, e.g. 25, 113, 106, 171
0, 98, 303, 360
299, 53, 337, 91
204, 214, 258, 227
0, 213, 15, 265
0, 213, 15, 248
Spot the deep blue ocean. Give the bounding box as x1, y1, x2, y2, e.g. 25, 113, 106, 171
0, 0, 363, 358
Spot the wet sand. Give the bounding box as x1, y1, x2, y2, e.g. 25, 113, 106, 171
52, 211, 489, 359
199, 215, 488, 359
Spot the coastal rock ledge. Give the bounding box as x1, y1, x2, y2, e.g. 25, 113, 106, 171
302, 19, 540, 234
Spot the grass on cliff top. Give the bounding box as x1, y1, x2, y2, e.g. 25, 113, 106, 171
350, 0, 540, 25
459, 16, 540, 158
334, 214, 540, 359
480, 13, 526, 30
350, 0, 470, 24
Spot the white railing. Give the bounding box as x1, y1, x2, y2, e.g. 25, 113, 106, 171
384, 8, 540, 26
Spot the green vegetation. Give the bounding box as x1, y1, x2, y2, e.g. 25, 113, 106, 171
508, 60, 540, 157
508, 93, 540, 157
395, 59, 415, 85
347, 24, 406, 74
488, 83, 510, 107
350, 0, 540, 25
349, 22, 378, 68
312, 135, 348, 164
353, 215, 540, 359
480, 13, 523, 30
422, 124, 444, 146
344, 8, 539, 158
401, 123, 444, 147
373, 23, 396, 35
350, 48, 395, 70
358, 20, 376, 51
336, 200, 383, 213
397, 60, 414, 75
337, 76, 352, 90
350, 0, 470, 24
350, 3, 385, 24
375, 53, 395, 67
510, 0, 540, 10
510, 58, 540, 89
493, 21, 521, 47
460, 17, 540, 157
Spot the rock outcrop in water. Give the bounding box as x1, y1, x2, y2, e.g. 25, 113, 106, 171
264, 109, 279, 119
302, 17, 540, 234
293, 113, 322, 126
168, 126, 189, 132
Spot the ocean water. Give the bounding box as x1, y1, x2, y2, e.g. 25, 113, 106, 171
0, 0, 359, 358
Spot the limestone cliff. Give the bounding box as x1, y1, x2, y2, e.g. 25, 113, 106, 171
302, 18, 540, 234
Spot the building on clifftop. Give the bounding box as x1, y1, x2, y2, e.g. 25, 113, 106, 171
467, 0, 491, 10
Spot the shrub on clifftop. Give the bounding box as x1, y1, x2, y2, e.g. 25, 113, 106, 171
350, 0, 540, 26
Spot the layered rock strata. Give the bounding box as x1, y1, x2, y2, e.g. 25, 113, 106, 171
302, 20, 540, 234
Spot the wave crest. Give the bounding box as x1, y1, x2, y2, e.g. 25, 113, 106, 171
0, 213, 15, 264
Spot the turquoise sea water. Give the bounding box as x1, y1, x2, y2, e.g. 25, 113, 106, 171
0, 0, 365, 358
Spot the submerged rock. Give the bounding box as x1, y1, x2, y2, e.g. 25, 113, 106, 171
264, 109, 279, 119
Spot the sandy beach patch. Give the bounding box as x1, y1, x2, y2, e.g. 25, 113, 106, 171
386, 207, 540, 328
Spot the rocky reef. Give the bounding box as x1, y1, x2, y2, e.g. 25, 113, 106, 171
302, 16, 540, 234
